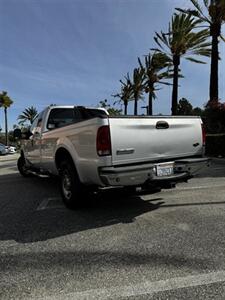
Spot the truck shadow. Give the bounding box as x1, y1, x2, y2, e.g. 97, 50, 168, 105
0, 173, 164, 243
1, 165, 225, 244
196, 158, 225, 178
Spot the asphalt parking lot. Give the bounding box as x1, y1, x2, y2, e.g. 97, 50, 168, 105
0, 154, 225, 300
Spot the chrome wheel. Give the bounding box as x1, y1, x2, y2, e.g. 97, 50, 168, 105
62, 170, 72, 200
59, 159, 85, 209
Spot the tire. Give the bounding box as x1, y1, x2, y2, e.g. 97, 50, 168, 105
17, 156, 31, 177
59, 159, 86, 209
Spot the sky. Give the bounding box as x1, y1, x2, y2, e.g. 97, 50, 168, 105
0, 0, 225, 130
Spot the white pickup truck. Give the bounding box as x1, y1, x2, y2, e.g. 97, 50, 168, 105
15, 105, 209, 209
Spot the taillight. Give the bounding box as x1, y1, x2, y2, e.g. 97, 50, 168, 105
96, 126, 112, 156
201, 123, 206, 146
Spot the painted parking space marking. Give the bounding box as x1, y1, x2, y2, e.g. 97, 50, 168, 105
36, 197, 63, 211
176, 184, 225, 191
42, 270, 225, 300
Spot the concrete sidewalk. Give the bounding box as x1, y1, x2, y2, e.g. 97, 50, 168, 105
0, 153, 19, 162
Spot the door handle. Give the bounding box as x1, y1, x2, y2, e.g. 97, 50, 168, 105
156, 121, 169, 129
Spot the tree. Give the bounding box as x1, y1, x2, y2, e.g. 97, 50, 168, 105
177, 98, 194, 115
98, 99, 122, 116
192, 106, 203, 116
153, 13, 211, 115
129, 68, 145, 115
0, 91, 13, 145
177, 98, 204, 115
138, 52, 172, 115
203, 98, 225, 132
112, 76, 134, 115
177, 0, 225, 102
18, 106, 38, 125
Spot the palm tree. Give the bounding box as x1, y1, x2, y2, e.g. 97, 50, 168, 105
113, 76, 134, 115
176, 0, 225, 103
138, 52, 172, 115
0, 91, 14, 146
18, 106, 38, 125
153, 13, 211, 115
129, 68, 145, 115
98, 99, 122, 116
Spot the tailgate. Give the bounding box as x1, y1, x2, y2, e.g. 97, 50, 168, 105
109, 117, 203, 165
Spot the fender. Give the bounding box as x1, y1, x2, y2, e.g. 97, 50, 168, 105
54, 137, 83, 181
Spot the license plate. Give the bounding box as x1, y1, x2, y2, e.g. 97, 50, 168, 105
156, 162, 174, 177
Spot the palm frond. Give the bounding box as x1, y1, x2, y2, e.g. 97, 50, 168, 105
157, 81, 173, 86
176, 7, 210, 23
138, 57, 144, 70
150, 47, 163, 53
203, 0, 209, 8
191, 0, 203, 12
220, 34, 225, 42
17, 106, 38, 124
154, 31, 170, 51
185, 56, 206, 63
190, 48, 211, 56
154, 12, 211, 60
176, 8, 204, 20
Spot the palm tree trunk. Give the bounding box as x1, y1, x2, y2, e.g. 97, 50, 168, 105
124, 100, 128, 115
171, 55, 180, 115
148, 86, 154, 115
209, 22, 220, 102
4, 107, 8, 146
134, 95, 138, 115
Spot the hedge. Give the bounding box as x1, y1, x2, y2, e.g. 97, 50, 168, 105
205, 135, 225, 157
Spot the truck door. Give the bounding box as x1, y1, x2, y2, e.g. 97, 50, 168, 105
25, 112, 44, 166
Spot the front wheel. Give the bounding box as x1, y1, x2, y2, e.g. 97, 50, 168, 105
17, 156, 31, 177
59, 160, 87, 209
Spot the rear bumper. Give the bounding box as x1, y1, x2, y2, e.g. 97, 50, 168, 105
99, 157, 210, 187
174, 157, 210, 175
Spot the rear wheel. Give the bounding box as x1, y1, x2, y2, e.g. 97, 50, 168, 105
17, 156, 31, 177
59, 159, 87, 209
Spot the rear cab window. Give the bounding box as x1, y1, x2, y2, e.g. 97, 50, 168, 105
47, 108, 76, 130
46, 107, 108, 130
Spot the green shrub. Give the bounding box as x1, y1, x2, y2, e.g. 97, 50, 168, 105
205, 135, 225, 157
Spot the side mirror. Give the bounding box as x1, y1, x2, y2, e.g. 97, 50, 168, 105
13, 128, 22, 139
13, 128, 32, 140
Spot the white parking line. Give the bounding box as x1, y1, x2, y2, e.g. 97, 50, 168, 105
36, 198, 51, 211
41, 270, 225, 300
36, 197, 62, 211
176, 184, 225, 191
